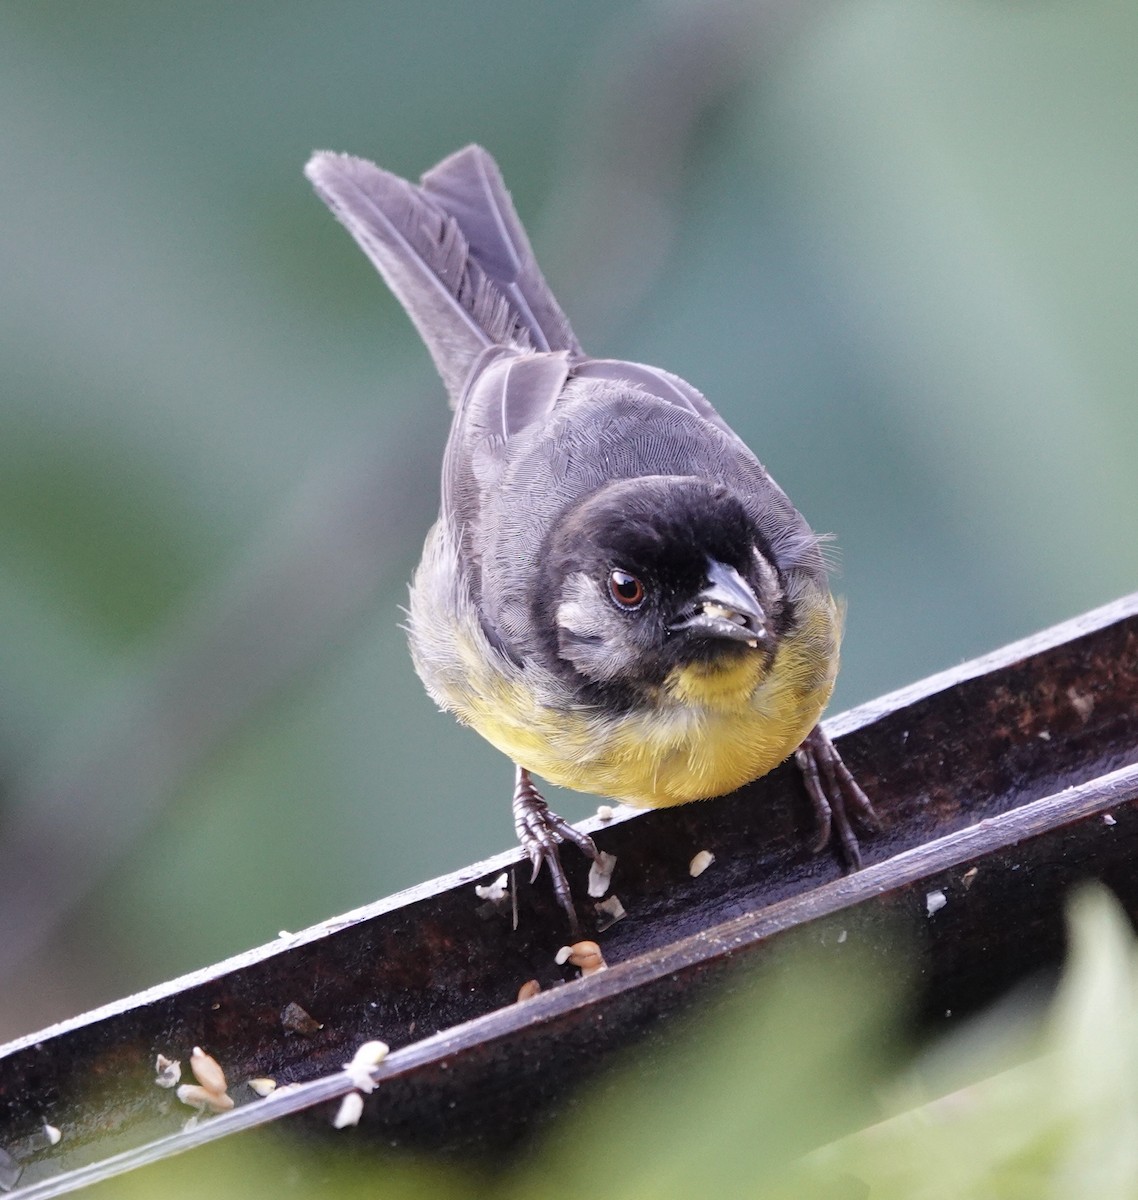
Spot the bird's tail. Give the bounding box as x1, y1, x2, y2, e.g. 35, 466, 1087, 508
305, 145, 580, 404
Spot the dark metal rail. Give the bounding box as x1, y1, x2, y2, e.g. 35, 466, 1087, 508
2, 593, 1137, 1195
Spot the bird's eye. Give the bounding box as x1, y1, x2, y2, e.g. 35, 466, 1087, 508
608, 569, 646, 610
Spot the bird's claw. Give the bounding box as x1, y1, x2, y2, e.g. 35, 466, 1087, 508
795, 725, 879, 870
512, 766, 599, 929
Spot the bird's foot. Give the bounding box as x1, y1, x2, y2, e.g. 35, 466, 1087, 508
512, 765, 598, 931
795, 725, 879, 870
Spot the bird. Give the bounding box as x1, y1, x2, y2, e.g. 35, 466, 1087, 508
304, 144, 877, 926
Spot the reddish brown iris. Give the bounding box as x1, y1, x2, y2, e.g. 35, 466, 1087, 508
608, 569, 646, 609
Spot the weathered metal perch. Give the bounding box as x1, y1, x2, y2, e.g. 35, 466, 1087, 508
2, 594, 1137, 1196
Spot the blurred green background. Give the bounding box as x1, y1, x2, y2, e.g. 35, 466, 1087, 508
1, 0, 1135, 1039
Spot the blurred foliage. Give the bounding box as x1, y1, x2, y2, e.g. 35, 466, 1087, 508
76, 885, 1138, 1198
798, 885, 1138, 1199
0, 0, 1136, 1037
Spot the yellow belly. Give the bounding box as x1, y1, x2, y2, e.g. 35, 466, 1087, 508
448, 599, 839, 807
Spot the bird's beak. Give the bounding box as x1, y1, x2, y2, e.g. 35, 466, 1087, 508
669, 560, 767, 647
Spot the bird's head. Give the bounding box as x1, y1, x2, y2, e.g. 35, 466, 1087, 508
535, 477, 787, 705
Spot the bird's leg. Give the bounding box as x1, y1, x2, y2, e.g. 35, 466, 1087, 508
512, 765, 599, 931
794, 725, 879, 870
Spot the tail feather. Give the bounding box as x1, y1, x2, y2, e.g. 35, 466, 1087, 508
421, 146, 581, 356
306, 151, 532, 402
305, 147, 580, 404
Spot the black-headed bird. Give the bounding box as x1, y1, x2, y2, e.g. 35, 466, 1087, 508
305, 145, 876, 924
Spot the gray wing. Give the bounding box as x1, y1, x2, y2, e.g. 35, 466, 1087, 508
446, 347, 753, 508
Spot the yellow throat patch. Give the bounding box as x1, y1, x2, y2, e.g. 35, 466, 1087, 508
663, 653, 766, 710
